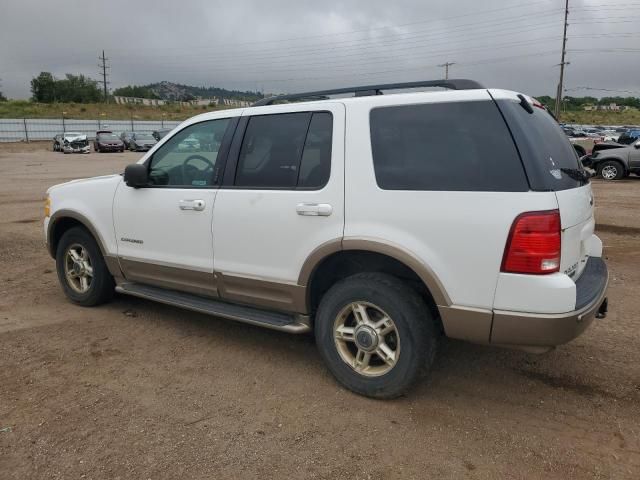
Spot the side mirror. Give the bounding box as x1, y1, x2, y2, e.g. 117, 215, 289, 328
634, 141, 640, 149
124, 163, 148, 188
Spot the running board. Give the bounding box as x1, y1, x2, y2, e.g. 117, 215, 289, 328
115, 282, 311, 334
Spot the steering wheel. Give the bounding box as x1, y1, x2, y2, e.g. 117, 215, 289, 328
181, 155, 215, 185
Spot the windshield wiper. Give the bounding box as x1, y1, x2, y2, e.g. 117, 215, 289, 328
561, 168, 592, 182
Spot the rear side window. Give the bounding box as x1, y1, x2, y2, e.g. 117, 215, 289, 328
495, 99, 585, 191
235, 112, 332, 189
370, 101, 529, 191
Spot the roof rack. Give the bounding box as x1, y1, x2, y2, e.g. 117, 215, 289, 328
252, 79, 484, 106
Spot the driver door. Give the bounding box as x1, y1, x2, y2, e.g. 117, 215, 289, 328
113, 117, 236, 297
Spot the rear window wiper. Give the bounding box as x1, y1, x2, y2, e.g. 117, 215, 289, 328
560, 168, 592, 182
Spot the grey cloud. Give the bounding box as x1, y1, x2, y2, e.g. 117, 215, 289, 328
1, 0, 639, 99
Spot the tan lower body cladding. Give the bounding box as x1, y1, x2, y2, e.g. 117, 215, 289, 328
116, 258, 307, 313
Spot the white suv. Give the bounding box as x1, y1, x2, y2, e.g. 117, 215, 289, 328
44, 80, 609, 398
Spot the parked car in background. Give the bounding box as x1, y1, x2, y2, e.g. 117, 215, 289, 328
600, 130, 620, 142
591, 141, 626, 154
61, 132, 90, 154
52, 134, 64, 152
94, 131, 125, 153
119, 132, 134, 150
583, 140, 640, 180
128, 133, 157, 151
618, 129, 640, 145
152, 128, 172, 141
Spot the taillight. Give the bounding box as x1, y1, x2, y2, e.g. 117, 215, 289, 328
501, 210, 561, 275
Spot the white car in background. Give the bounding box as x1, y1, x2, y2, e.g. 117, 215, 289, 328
61, 132, 90, 154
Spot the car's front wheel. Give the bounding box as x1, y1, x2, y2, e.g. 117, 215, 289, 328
55, 227, 115, 306
315, 273, 437, 399
598, 160, 625, 180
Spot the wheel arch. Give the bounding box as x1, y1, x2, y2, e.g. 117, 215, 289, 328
47, 210, 108, 259
300, 238, 451, 317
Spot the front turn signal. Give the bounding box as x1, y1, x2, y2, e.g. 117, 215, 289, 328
44, 196, 51, 218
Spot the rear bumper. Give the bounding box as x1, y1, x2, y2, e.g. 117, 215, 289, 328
490, 257, 608, 347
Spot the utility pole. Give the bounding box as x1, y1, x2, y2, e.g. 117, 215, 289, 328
555, 0, 569, 118
438, 62, 455, 80
98, 50, 110, 103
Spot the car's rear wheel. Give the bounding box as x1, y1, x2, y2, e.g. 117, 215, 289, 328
598, 160, 625, 180
315, 273, 437, 399
55, 227, 114, 306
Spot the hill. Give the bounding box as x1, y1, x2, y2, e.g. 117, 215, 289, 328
113, 81, 262, 102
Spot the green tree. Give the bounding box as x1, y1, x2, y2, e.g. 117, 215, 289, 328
0, 90, 6, 101
55, 74, 102, 103
31, 72, 56, 102
112, 85, 160, 99
30, 72, 102, 103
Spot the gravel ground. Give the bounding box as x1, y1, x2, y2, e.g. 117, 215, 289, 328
0, 143, 639, 479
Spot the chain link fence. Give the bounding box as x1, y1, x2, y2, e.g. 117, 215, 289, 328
0, 118, 183, 142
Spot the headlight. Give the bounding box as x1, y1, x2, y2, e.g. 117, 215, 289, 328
44, 196, 51, 217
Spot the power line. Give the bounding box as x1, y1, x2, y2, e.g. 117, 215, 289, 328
116, 10, 565, 65
109, 0, 560, 54
566, 86, 640, 95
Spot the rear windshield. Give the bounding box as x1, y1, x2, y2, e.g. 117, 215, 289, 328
495, 99, 586, 191
369, 101, 529, 191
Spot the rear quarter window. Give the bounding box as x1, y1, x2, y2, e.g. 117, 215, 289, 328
369, 101, 529, 191
494, 98, 585, 191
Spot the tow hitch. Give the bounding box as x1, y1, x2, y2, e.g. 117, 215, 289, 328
596, 298, 608, 319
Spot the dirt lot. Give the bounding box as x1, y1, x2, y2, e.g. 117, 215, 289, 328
0, 143, 639, 479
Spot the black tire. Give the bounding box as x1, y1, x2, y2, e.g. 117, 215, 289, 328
55, 226, 114, 306
597, 160, 625, 181
315, 273, 437, 399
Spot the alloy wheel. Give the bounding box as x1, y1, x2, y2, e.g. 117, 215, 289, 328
333, 301, 401, 377
63, 243, 93, 294
601, 165, 618, 180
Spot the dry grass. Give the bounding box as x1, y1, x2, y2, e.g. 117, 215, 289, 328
0, 100, 234, 120
559, 109, 640, 126
1, 100, 638, 126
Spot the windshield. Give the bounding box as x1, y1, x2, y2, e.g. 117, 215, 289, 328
99, 133, 119, 140
135, 134, 155, 140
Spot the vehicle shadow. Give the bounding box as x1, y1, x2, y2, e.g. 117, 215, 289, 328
105, 292, 625, 406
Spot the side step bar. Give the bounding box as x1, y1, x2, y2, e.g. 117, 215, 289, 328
115, 282, 311, 334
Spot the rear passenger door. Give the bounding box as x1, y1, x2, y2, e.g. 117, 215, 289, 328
212, 103, 345, 313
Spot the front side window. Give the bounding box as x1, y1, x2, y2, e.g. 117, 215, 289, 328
148, 118, 230, 187
234, 111, 333, 189
370, 101, 529, 191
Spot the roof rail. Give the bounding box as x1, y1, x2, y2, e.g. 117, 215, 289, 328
252, 79, 484, 106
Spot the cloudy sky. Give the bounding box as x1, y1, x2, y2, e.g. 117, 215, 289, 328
1, 0, 639, 99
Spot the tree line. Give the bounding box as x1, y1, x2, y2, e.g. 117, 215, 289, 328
111, 85, 160, 99
537, 95, 640, 111
30, 72, 103, 103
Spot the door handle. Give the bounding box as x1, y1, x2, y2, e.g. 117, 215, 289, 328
179, 199, 206, 211
296, 203, 332, 216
